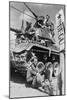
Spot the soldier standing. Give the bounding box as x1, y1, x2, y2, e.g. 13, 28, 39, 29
44, 62, 62, 95
26, 55, 38, 86
52, 62, 62, 95
26, 54, 46, 88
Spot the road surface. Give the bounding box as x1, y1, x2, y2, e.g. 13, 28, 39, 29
10, 68, 48, 98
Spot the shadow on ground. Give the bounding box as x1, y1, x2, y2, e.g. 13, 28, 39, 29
10, 67, 26, 84
10, 67, 48, 95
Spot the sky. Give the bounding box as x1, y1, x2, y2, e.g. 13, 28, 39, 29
10, 2, 65, 47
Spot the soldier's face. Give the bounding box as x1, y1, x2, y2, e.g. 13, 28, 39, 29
47, 65, 53, 80
53, 64, 60, 77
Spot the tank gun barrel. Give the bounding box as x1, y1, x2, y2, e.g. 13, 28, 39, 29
24, 2, 38, 19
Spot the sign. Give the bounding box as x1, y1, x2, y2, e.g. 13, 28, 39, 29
56, 9, 65, 51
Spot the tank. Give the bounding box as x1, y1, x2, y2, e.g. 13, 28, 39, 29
10, 3, 60, 77
10, 28, 60, 77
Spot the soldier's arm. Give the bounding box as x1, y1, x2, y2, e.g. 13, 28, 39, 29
31, 64, 38, 73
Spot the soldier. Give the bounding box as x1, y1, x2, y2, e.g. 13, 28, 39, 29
24, 21, 36, 41
25, 21, 32, 32
44, 62, 54, 95
35, 61, 46, 88
53, 62, 62, 95
34, 16, 45, 28
33, 16, 45, 41
26, 55, 38, 86
44, 15, 55, 37
45, 62, 53, 81
44, 62, 62, 95
26, 53, 46, 88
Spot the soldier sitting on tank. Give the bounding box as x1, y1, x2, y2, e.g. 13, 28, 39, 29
24, 21, 36, 41
34, 16, 45, 28
26, 54, 46, 89
44, 15, 55, 38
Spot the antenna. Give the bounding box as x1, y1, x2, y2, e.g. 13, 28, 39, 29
10, 5, 35, 19
24, 2, 38, 19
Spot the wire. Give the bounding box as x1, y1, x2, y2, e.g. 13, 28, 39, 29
24, 2, 38, 19
10, 6, 36, 19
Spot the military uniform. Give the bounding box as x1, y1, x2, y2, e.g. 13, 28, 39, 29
34, 16, 45, 28
44, 62, 62, 96
52, 62, 62, 95
26, 61, 37, 83
44, 15, 54, 37
26, 60, 46, 88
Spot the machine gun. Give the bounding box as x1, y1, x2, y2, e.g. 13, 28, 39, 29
10, 28, 22, 34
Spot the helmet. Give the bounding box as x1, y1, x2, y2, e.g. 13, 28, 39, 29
38, 16, 45, 21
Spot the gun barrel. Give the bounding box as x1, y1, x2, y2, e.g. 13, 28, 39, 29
10, 28, 21, 33
24, 2, 38, 19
